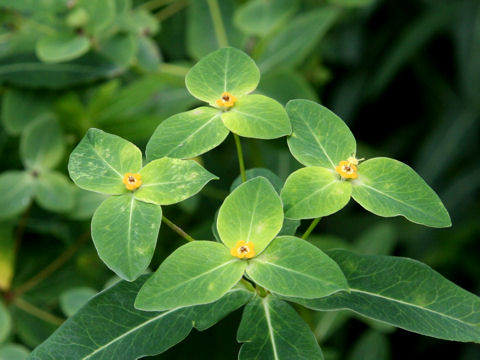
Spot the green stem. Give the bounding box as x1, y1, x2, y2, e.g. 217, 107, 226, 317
162, 216, 195, 242
14, 298, 64, 326
233, 133, 247, 182
301, 218, 321, 240
207, 0, 228, 48
155, 0, 189, 22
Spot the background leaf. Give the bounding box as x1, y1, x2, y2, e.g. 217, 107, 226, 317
0, 301, 11, 344
0, 344, 29, 360
59, 287, 97, 317
0, 225, 15, 291
0, 171, 34, 221
36, 34, 91, 63
35, 171, 75, 213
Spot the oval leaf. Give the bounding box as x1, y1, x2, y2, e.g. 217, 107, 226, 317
217, 177, 284, 254
91, 194, 162, 281
246, 236, 348, 299
352, 157, 451, 227
35, 171, 76, 213
221, 94, 292, 139
134, 158, 217, 205
0, 344, 29, 360
36, 34, 91, 63
0, 171, 34, 221
185, 47, 260, 105
135, 241, 247, 311
286, 99, 356, 168
59, 287, 97, 317
281, 166, 352, 219
68, 128, 142, 195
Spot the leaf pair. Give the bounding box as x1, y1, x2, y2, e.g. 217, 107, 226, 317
281, 99, 451, 228
146, 47, 292, 161
68, 128, 217, 281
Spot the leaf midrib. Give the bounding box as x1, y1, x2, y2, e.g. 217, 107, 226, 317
262, 298, 280, 360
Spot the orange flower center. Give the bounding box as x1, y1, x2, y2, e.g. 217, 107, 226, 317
123, 173, 142, 190
335, 158, 360, 179
215, 91, 237, 108
230, 240, 255, 259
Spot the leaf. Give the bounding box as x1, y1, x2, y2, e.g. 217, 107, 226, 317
136, 37, 161, 72
230, 168, 284, 193
257, 7, 340, 73
246, 236, 348, 299
0, 300, 11, 344
36, 33, 91, 63
91, 194, 162, 281
146, 107, 228, 161
281, 166, 352, 219
286, 99, 356, 168
217, 177, 284, 255
134, 158, 217, 205
347, 331, 391, 360
185, 47, 260, 106
35, 171, 76, 213
67, 188, 108, 220
329, 0, 376, 7
298, 250, 480, 342
0, 225, 14, 291
221, 94, 292, 139
78, 0, 116, 34
98, 33, 137, 67
68, 128, 142, 195
352, 157, 451, 227
0, 344, 29, 360
234, 0, 298, 36
0, 171, 35, 221
60, 287, 97, 317
20, 115, 65, 171
29, 276, 252, 359
135, 241, 246, 311
238, 295, 324, 360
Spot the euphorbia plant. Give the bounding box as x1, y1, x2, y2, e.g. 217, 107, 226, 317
30, 47, 480, 360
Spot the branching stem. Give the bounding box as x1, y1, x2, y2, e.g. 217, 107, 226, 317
162, 216, 195, 242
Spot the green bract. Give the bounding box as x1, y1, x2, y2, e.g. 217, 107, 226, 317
281, 99, 451, 228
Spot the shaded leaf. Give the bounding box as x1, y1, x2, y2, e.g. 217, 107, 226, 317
35, 171, 76, 213
0, 171, 34, 221
0, 301, 11, 344
36, 34, 91, 63
60, 287, 97, 317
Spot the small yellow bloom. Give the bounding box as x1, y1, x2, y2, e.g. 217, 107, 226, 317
335, 160, 358, 179
123, 173, 142, 190
215, 92, 237, 108
230, 240, 255, 259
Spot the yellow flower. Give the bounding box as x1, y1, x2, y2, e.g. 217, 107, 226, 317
230, 240, 255, 259
123, 173, 142, 190
215, 92, 237, 108
335, 160, 358, 179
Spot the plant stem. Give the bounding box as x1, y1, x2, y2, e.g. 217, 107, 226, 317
14, 298, 64, 326
162, 216, 195, 242
207, 0, 228, 48
155, 0, 189, 22
233, 133, 247, 182
301, 218, 321, 240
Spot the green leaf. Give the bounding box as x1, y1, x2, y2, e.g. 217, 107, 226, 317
286, 99, 356, 168
257, 7, 340, 73
36, 33, 91, 63
246, 236, 348, 298
60, 287, 97, 317
91, 194, 162, 281
135, 241, 246, 311
281, 167, 352, 219
238, 295, 324, 360
0, 171, 35, 221
20, 115, 65, 171
68, 128, 142, 195
217, 177, 284, 254
348, 331, 391, 360
185, 47, 260, 106
234, 0, 298, 36
29, 276, 252, 359
136, 37, 161, 72
0, 225, 15, 291
0, 344, 29, 360
67, 188, 108, 220
35, 171, 76, 213
298, 250, 480, 342
134, 158, 217, 205
0, 301, 11, 344
78, 0, 116, 34
221, 94, 292, 139
146, 107, 228, 161
329, 0, 376, 7
352, 157, 451, 227
98, 33, 137, 67
230, 168, 283, 193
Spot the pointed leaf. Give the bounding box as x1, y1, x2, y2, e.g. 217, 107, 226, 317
135, 241, 246, 311
238, 295, 324, 360
68, 128, 142, 195
134, 158, 217, 205
281, 166, 352, 219
36, 34, 91, 63
185, 47, 260, 105
221, 94, 292, 139
298, 250, 480, 342
91, 194, 162, 281
247, 236, 348, 299
352, 157, 451, 227
286, 99, 356, 168
217, 177, 284, 254
0, 171, 34, 221
146, 107, 228, 161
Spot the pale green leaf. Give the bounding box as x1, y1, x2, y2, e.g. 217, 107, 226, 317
91, 194, 162, 281
136, 37, 161, 72
78, 0, 116, 34
247, 236, 348, 298
60, 287, 97, 317
286, 99, 356, 168
221, 94, 292, 139
0, 344, 29, 360
238, 295, 324, 360
0, 225, 15, 291
352, 157, 451, 227
135, 241, 246, 311
217, 177, 284, 254
185, 47, 260, 105
36, 34, 91, 63
134, 158, 217, 205
68, 128, 142, 195
0, 301, 11, 344
67, 188, 108, 220
34, 171, 75, 213
146, 107, 228, 161
281, 166, 352, 219
0, 171, 35, 221
98, 33, 137, 67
